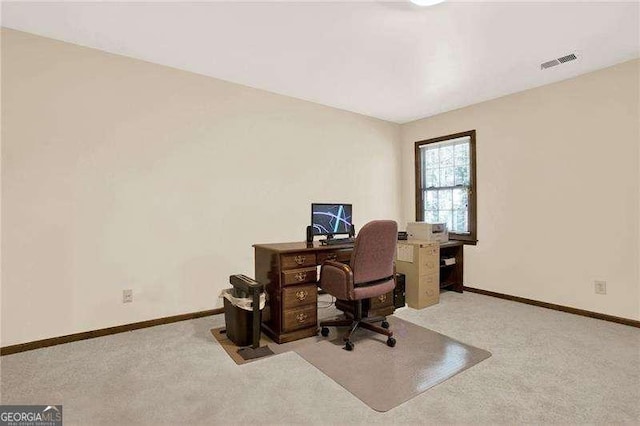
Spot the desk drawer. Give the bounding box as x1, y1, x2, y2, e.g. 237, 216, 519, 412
281, 253, 317, 270
317, 249, 352, 264
281, 267, 317, 286
282, 305, 317, 332
369, 291, 394, 310
283, 284, 317, 309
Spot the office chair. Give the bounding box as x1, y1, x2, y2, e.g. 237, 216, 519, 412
318, 220, 398, 351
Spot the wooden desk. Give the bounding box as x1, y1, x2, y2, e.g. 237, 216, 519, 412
253, 240, 463, 343
253, 241, 355, 343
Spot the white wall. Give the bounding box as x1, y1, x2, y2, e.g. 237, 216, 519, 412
3, 28, 638, 348
401, 60, 640, 321
1, 29, 401, 346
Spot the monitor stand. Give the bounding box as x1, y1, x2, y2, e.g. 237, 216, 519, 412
319, 233, 334, 246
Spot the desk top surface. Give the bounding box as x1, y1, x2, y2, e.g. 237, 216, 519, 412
254, 239, 464, 253
253, 241, 354, 253
440, 240, 464, 248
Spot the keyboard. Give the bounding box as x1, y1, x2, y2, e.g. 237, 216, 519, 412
323, 237, 355, 246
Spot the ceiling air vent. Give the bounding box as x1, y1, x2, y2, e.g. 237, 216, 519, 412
541, 53, 578, 70
541, 59, 560, 70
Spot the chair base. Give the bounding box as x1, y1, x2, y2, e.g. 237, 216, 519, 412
319, 300, 396, 350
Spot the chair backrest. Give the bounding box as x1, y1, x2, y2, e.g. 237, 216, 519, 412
349, 220, 398, 285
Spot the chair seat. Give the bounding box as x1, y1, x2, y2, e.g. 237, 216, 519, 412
352, 278, 395, 300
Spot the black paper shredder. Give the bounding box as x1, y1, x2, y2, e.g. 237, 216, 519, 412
224, 275, 265, 348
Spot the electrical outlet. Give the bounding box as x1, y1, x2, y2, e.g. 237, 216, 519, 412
594, 280, 607, 295
123, 289, 133, 303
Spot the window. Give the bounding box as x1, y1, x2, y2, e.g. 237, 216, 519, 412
415, 130, 477, 244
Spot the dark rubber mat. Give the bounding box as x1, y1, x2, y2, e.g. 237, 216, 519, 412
237, 345, 274, 360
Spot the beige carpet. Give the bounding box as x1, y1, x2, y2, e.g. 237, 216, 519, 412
3, 292, 638, 424
296, 316, 491, 411
212, 315, 491, 411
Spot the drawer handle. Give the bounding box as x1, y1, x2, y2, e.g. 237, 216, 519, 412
294, 255, 306, 265
378, 294, 387, 303
295, 290, 308, 301
296, 312, 308, 323
327, 253, 337, 261
295, 272, 307, 282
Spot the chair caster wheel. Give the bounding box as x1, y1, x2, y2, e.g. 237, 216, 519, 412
381, 320, 389, 329
344, 341, 354, 351
320, 327, 330, 337
387, 337, 396, 347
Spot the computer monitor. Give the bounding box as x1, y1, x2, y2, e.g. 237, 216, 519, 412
311, 203, 353, 236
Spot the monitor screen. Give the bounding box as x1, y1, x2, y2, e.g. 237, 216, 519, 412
311, 203, 353, 236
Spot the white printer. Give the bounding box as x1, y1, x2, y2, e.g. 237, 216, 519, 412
406, 222, 449, 243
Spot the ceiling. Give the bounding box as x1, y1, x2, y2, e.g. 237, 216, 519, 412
2, 1, 639, 123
